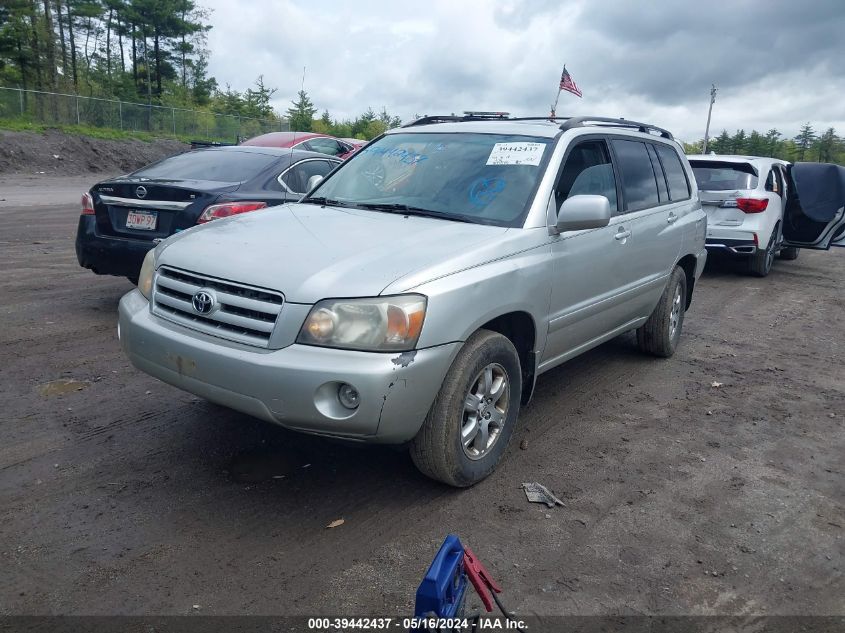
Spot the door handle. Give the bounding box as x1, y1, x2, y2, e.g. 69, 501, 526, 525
667, 212, 678, 224
614, 229, 632, 241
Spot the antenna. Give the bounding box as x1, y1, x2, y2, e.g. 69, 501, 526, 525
288, 65, 307, 181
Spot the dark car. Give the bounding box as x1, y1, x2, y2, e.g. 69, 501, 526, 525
75, 146, 341, 282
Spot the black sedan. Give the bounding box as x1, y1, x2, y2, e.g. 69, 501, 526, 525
75, 146, 341, 282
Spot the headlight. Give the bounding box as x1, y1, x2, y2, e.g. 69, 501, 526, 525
297, 295, 427, 352
138, 249, 155, 299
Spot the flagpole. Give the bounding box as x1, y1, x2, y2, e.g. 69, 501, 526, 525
550, 87, 562, 119
550, 64, 566, 119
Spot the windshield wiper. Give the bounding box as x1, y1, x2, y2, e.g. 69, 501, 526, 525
300, 196, 356, 208
355, 202, 474, 223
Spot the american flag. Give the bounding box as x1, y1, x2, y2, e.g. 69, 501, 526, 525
560, 66, 582, 98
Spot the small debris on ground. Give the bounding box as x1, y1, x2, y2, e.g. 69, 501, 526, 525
38, 378, 90, 397
522, 482, 565, 508
711, 381, 723, 388
519, 439, 529, 450
326, 518, 345, 529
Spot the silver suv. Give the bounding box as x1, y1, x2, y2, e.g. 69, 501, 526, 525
119, 114, 707, 486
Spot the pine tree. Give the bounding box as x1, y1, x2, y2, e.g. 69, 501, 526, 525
286, 89, 316, 131
794, 122, 816, 161
764, 129, 781, 157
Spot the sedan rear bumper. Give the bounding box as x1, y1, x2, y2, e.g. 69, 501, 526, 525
118, 289, 460, 443
75, 216, 155, 279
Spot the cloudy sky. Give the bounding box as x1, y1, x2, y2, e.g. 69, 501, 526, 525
203, 0, 845, 143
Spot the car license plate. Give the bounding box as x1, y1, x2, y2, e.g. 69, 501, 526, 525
126, 209, 157, 230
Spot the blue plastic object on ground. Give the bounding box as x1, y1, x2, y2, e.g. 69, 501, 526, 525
414, 534, 468, 619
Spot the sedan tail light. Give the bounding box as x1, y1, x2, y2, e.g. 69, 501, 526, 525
735, 198, 769, 213
197, 201, 268, 223
81, 192, 95, 215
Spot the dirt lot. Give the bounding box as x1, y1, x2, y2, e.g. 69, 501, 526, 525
0, 175, 843, 618
0, 129, 186, 176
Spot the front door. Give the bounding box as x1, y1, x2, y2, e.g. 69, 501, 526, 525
540, 138, 635, 369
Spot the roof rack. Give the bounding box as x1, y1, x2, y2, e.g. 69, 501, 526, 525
401, 113, 674, 140
559, 116, 674, 140
402, 111, 512, 127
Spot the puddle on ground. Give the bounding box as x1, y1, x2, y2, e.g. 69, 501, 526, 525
38, 379, 90, 397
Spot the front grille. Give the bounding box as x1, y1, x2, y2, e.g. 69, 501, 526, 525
152, 267, 284, 347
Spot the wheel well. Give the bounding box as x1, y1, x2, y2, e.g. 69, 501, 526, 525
677, 254, 697, 309
480, 311, 537, 405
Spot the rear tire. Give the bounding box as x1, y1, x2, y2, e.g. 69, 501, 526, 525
636, 266, 687, 358
748, 225, 779, 277
779, 246, 800, 260
410, 329, 521, 487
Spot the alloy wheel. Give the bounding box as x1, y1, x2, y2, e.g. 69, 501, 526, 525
461, 363, 510, 460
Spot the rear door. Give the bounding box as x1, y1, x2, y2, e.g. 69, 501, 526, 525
782, 162, 845, 249
607, 138, 683, 322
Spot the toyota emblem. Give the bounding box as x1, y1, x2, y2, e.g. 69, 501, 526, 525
135, 185, 148, 199
191, 290, 215, 315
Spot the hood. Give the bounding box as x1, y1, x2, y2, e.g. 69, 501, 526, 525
157, 203, 508, 303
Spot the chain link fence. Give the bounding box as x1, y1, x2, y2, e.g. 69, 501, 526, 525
0, 86, 288, 142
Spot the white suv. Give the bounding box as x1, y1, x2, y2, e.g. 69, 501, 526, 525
688, 155, 796, 276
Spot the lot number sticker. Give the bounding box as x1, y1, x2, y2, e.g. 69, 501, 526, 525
486, 142, 545, 166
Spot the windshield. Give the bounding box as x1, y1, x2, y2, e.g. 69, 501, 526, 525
691, 161, 758, 191
307, 132, 553, 226
132, 150, 277, 182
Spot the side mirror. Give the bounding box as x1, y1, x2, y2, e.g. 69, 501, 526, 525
554, 195, 611, 233
306, 174, 324, 192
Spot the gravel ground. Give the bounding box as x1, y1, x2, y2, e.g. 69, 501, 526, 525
0, 176, 842, 618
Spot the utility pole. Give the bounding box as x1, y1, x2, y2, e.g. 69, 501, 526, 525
701, 84, 717, 154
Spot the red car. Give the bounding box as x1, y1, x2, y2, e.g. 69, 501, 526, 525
241, 132, 358, 159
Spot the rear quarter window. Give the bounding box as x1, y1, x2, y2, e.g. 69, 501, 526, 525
655, 144, 691, 201
690, 161, 758, 191
132, 150, 278, 182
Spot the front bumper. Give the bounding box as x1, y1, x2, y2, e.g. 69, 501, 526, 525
76, 216, 155, 278
118, 290, 460, 443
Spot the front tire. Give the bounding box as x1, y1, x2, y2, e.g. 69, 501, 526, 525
779, 246, 800, 260
636, 266, 687, 358
410, 329, 522, 487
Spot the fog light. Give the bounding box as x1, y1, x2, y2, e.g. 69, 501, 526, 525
338, 383, 360, 409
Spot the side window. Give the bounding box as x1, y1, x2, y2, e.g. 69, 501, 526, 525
654, 144, 691, 202
280, 168, 301, 193
285, 159, 337, 194
555, 140, 618, 215
646, 144, 668, 203
776, 165, 787, 198
611, 139, 659, 212
305, 137, 342, 156
765, 167, 784, 196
